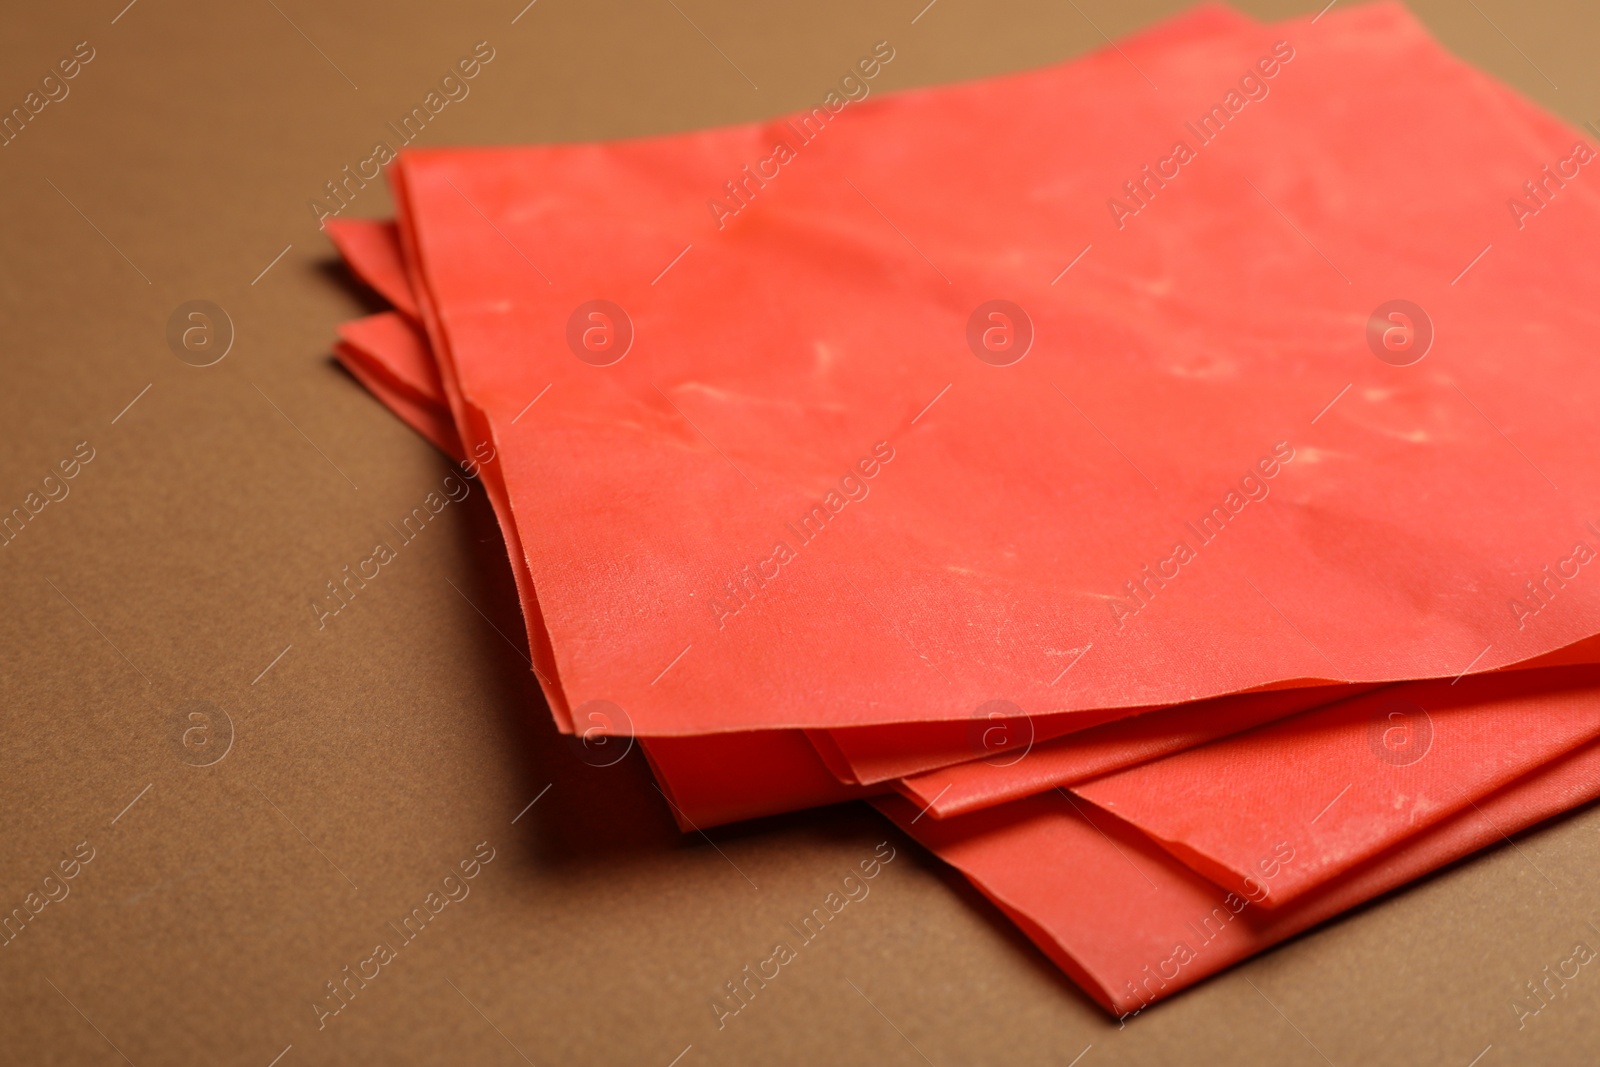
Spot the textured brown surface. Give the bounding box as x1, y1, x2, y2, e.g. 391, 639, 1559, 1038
2, 1, 1598, 1064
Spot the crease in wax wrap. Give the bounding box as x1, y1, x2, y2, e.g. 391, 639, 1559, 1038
379, 1, 1600, 738
875, 731, 1600, 1016
1072, 664, 1600, 907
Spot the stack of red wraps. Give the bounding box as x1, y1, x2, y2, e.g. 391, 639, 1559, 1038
322, 2, 1600, 1017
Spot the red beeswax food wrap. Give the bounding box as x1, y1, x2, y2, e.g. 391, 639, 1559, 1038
1071, 664, 1600, 907
331, 0, 1600, 771
378, 2, 1600, 740
318, 2, 1600, 1013
875, 731, 1600, 1015
326, 303, 1371, 791
321, 8, 1600, 777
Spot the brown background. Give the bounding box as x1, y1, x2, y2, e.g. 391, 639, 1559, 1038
2, 0, 1597, 1063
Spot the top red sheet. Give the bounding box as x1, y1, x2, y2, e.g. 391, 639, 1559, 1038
386, 2, 1600, 736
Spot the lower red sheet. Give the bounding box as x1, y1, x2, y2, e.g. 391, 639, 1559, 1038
1073, 665, 1600, 906
876, 732, 1600, 1015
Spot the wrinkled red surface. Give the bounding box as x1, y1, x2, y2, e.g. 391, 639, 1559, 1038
1073, 664, 1600, 906
324, 4, 1600, 764
328, 135, 1385, 789
329, 0, 1600, 772
379, 3, 1600, 739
